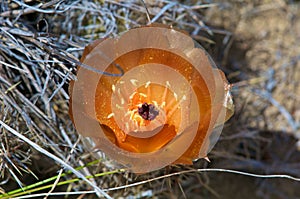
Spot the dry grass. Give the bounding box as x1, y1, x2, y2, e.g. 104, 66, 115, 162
0, 0, 300, 198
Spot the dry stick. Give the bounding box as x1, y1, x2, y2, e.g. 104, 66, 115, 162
1, 143, 24, 190
21, 36, 124, 77
150, 2, 177, 23
0, 77, 50, 123
140, 0, 151, 25
0, 0, 64, 17
253, 89, 298, 131
44, 135, 81, 199
0, 88, 64, 152
11, 0, 67, 14
0, 77, 63, 144
107, 169, 300, 191
0, 120, 112, 199
10, 168, 300, 199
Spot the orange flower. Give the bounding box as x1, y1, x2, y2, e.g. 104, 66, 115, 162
69, 24, 234, 173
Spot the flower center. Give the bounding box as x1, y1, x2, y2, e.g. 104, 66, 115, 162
138, 102, 159, 121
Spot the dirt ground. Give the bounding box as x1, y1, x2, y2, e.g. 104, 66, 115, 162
0, 0, 300, 199
203, 0, 300, 198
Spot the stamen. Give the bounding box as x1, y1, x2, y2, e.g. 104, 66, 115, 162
120, 98, 125, 105
107, 113, 114, 119
161, 84, 168, 105
167, 95, 186, 117
116, 104, 123, 109
173, 92, 178, 101
129, 91, 137, 99
145, 81, 151, 88
139, 93, 147, 98
130, 79, 138, 86
166, 81, 171, 88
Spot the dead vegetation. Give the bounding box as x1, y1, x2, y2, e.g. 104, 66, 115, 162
0, 0, 300, 198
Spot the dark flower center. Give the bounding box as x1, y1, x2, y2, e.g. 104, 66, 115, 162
138, 103, 159, 120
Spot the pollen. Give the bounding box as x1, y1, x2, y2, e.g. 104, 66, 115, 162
130, 79, 138, 86
112, 84, 116, 92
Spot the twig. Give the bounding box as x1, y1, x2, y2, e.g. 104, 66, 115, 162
140, 0, 151, 25
9, 168, 300, 199
0, 120, 112, 199
150, 2, 177, 23
253, 89, 299, 131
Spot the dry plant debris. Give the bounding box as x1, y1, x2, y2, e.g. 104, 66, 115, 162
0, 0, 300, 198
